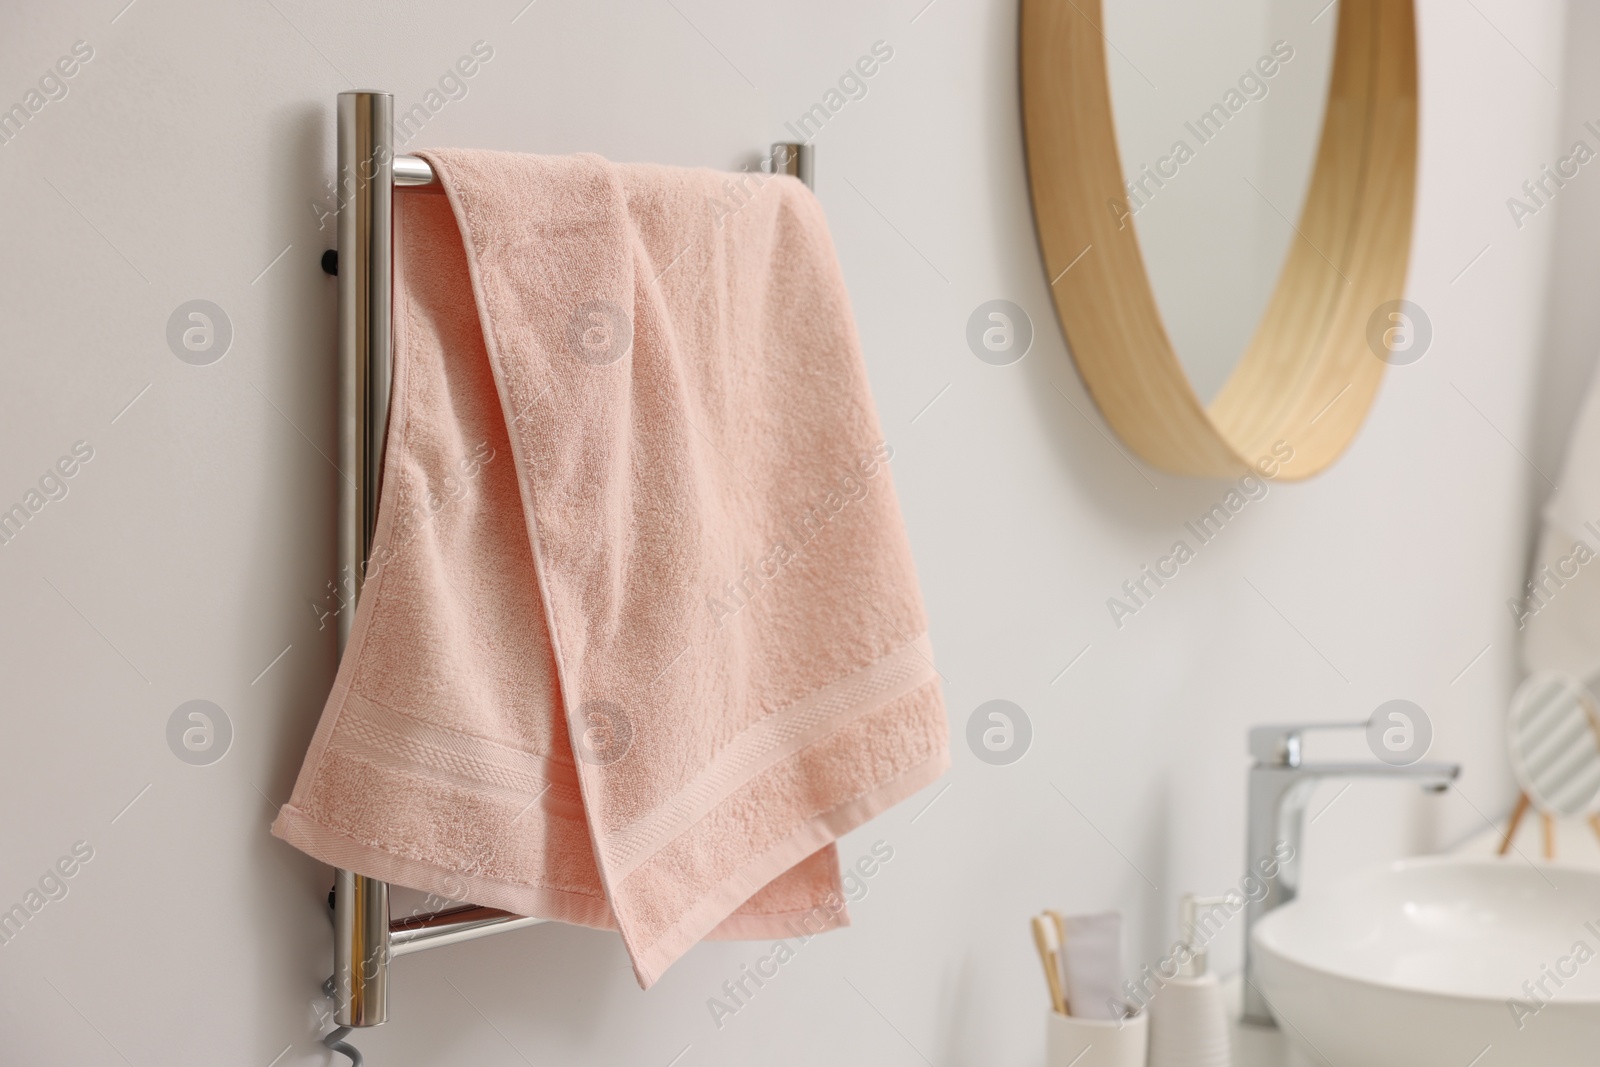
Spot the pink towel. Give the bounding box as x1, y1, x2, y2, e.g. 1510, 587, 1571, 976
272, 149, 949, 986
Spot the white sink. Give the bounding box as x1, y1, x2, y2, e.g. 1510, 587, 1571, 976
1251, 856, 1600, 1067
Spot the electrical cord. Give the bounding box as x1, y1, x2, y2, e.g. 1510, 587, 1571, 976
322, 967, 362, 1065
322, 1026, 364, 1066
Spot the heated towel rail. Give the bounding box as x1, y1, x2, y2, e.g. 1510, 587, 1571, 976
320, 89, 814, 1049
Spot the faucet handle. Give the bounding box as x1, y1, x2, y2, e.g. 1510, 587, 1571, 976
1248, 721, 1365, 766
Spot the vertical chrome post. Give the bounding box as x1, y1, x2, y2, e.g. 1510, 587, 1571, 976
771, 142, 814, 190
333, 89, 394, 1029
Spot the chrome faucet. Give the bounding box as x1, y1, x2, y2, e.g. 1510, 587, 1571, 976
1240, 721, 1460, 1026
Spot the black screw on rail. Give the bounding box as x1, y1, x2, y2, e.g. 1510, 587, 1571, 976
322, 249, 338, 276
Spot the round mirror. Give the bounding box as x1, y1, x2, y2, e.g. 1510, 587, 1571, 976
1021, 0, 1418, 479
1507, 673, 1600, 820
1102, 2, 1337, 404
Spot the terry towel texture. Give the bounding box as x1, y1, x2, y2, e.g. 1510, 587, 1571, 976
272, 149, 949, 986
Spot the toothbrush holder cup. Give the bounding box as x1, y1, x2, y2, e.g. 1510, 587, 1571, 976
1046, 1008, 1149, 1067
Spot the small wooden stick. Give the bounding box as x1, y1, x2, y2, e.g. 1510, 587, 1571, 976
1499, 793, 1531, 856
1590, 812, 1600, 847
1542, 811, 1557, 860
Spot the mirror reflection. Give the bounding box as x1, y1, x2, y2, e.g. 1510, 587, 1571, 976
1104, 1, 1337, 401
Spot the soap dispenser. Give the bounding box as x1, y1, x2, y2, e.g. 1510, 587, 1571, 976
1147, 893, 1232, 1067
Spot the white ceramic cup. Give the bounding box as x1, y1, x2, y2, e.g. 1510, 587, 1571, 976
1046, 1008, 1149, 1067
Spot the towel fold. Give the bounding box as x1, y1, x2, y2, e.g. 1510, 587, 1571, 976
271, 148, 949, 986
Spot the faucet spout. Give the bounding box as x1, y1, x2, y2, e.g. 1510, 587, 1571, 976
1239, 723, 1460, 1027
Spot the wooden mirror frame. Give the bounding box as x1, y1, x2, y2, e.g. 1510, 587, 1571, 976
1021, 0, 1418, 480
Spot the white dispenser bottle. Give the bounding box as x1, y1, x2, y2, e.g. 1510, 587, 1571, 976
1148, 893, 1232, 1067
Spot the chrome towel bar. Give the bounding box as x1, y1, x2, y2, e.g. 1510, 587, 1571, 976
392, 153, 436, 186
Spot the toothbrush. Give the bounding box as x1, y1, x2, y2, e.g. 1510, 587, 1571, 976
1044, 909, 1072, 1016
1031, 914, 1068, 1015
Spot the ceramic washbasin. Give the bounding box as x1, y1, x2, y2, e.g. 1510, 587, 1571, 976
1250, 856, 1600, 1067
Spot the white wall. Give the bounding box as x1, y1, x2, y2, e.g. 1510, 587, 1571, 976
0, 0, 1571, 1063
1528, 2, 1600, 504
